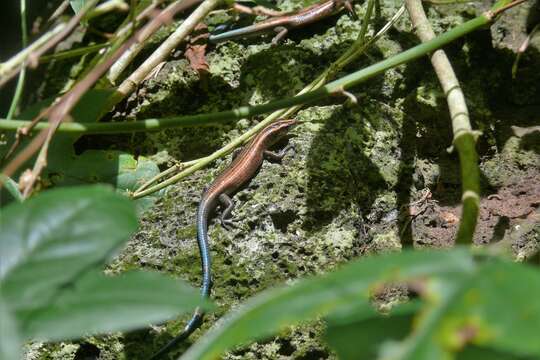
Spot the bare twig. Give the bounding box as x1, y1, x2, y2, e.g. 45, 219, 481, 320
28, 0, 100, 67
47, 0, 71, 24
2, 0, 210, 196
512, 23, 540, 78
489, 0, 528, 18
93, 0, 165, 83
107, 0, 217, 109
108, 0, 172, 83
0, 23, 65, 88
405, 0, 480, 243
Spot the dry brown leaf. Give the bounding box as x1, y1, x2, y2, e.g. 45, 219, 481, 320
185, 23, 210, 77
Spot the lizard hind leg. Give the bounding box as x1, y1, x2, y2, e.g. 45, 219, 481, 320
218, 193, 235, 230
336, 0, 357, 20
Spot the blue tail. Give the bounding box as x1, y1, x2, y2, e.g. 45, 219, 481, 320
149, 198, 214, 359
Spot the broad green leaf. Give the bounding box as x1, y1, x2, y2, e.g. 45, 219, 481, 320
0, 89, 113, 166
385, 260, 540, 360
4, 90, 162, 211
0, 297, 21, 360
17, 89, 112, 126
458, 346, 529, 360
20, 270, 211, 341
324, 301, 420, 360
115, 155, 162, 213
52, 151, 162, 213
0, 185, 137, 312
180, 249, 476, 360
437, 261, 540, 358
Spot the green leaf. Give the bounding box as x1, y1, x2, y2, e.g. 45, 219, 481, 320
0, 185, 138, 312
0, 174, 23, 204
51, 151, 162, 213
180, 249, 475, 360
383, 260, 540, 360
458, 346, 529, 360
234, 0, 280, 9
19, 270, 211, 341
115, 155, 162, 213
0, 297, 21, 360
3, 90, 162, 211
437, 261, 540, 358
324, 301, 420, 360
0, 89, 113, 167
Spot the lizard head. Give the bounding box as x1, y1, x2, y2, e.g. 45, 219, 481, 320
265, 118, 297, 140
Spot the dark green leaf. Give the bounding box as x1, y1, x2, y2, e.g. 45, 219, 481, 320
234, 0, 280, 9
458, 346, 531, 360
20, 270, 211, 341
324, 301, 420, 360
0, 174, 23, 204
381, 260, 540, 360
0, 297, 21, 360
3, 90, 162, 211
52, 151, 161, 213
180, 249, 475, 360
0, 185, 138, 312
1, 89, 113, 168
437, 261, 540, 358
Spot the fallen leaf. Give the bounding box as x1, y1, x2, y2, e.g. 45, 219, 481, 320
185, 23, 210, 78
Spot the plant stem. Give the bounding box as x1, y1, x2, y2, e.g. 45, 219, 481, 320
87, 0, 129, 20
106, 0, 216, 109
6, 0, 28, 119
0, 23, 65, 88
39, 43, 110, 64
405, 0, 480, 244
1, 13, 490, 135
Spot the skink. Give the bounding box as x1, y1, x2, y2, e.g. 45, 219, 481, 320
209, 0, 355, 44
151, 119, 296, 359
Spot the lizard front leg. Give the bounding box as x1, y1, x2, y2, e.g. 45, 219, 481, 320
264, 143, 294, 161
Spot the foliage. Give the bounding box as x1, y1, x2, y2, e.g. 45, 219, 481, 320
180, 248, 540, 360
0, 90, 161, 212
0, 0, 536, 359
0, 186, 209, 357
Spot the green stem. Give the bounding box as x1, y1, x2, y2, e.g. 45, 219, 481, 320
39, 43, 110, 64
405, 0, 481, 244
454, 133, 480, 244
6, 0, 28, 119
0, 14, 491, 134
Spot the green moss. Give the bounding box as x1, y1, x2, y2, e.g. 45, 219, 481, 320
481, 136, 540, 188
